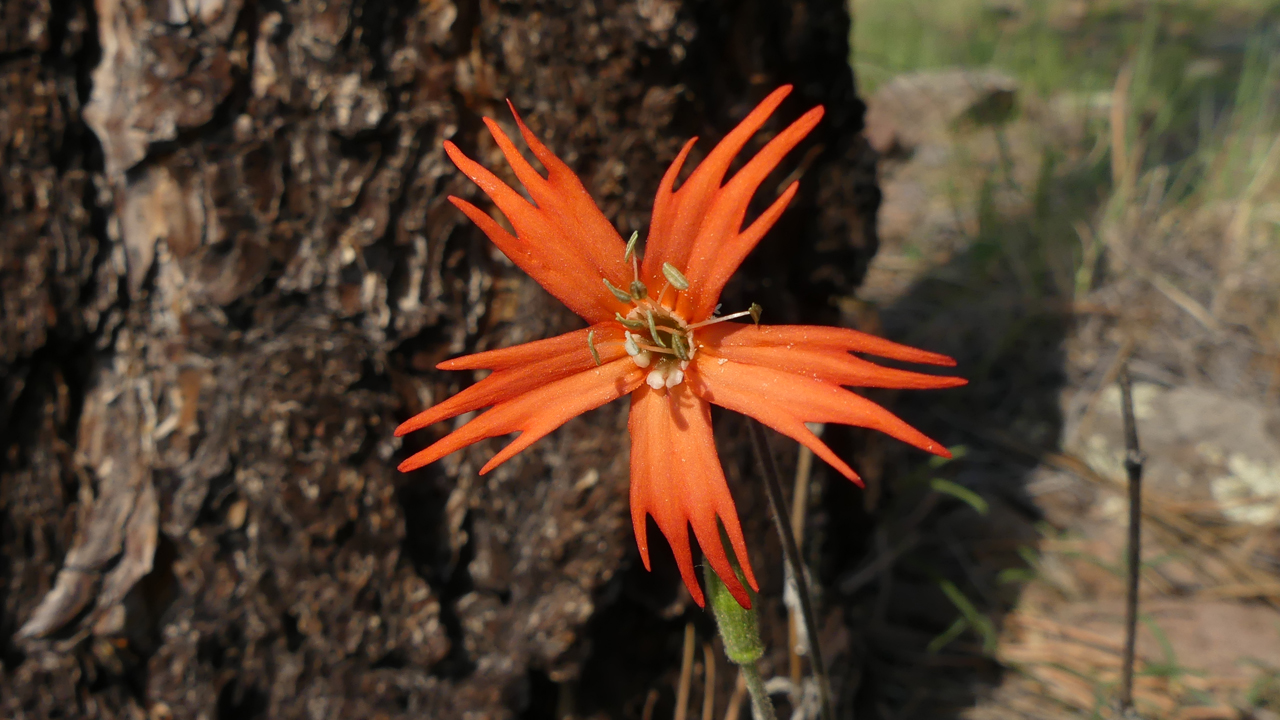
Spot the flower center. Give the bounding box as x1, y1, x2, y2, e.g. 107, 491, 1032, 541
587, 234, 763, 390
621, 303, 693, 389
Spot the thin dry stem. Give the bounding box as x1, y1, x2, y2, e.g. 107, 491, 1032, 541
1118, 364, 1145, 716
747, 420, 834, 720
788, 428, 818, 689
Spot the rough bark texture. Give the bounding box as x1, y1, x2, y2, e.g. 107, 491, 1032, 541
0, 0, 878, 717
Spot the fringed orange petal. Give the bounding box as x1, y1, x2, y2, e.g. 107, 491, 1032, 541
395, 325, 628, 437
629, 383, 758, 608
705, 340, 968, 391
684, 180, 798, 319
436, 325, 625, 372
397, 357, 644, 474
505, 103, 631, 285
686, 357, 861, 484
648, 138, 698, 253
642, 86, 795, 284
690, 352, 952, 483
701, 322, 959, 367
680, 106, 824, 318
444, 143, 626, 323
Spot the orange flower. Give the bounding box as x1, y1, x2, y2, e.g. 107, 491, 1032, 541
396, 86, 965, 608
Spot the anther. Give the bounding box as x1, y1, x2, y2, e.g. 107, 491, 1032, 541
624, 231, 640, 262
670, 333, 689, 361
616, 312, 648, 331
661, 262, 690, 291
646, 311, 667, 348
587, 329, 602, 366
604, 278, 633, 304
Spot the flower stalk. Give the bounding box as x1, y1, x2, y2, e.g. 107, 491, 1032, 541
705, 541, 774, 720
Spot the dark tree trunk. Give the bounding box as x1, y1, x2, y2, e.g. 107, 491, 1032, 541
1, 0, 878, 717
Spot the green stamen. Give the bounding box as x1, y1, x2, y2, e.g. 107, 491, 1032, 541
671, 333, 690, 361
647, 311, 667, 348
615, 312, 648, 330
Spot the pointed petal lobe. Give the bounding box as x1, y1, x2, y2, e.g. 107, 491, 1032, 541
395, 325, 628, 438
505, 103, 630, 283
701, 322, 959, 367
398, 357, 644, 473
681, 106, 824, 317
690, 351, 953, 483
705, 340, 967, 391
445, 141, 626, 323
642, 86, 795, 280
629, 383, 758, 608
648, 138, 698, 252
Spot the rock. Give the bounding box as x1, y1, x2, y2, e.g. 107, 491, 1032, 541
1074, 382, 1280, 524
864, 69, 1018, 158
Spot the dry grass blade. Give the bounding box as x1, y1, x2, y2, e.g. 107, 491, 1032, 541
1110, 62, 1134, 190
1146, 271, 1224, 335
724, 671, 747, 720
675, 622, 696, 720
702, 643, 716, 720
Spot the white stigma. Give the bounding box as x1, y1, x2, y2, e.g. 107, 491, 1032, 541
645, 360, 687, 390
626, 332, 654, 368
664, 367, 684, 388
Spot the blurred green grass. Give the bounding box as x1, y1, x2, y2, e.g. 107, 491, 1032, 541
853, 0, 1280, 332
854, 0, 1279, 192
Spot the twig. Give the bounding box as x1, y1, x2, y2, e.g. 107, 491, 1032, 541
1071, 336, 1134, 447
1118, 364, 1145, 717
747, 420, 835, 720
676, 622, 697, 720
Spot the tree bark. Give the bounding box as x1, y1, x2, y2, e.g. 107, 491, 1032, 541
0, 0, 878, 717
